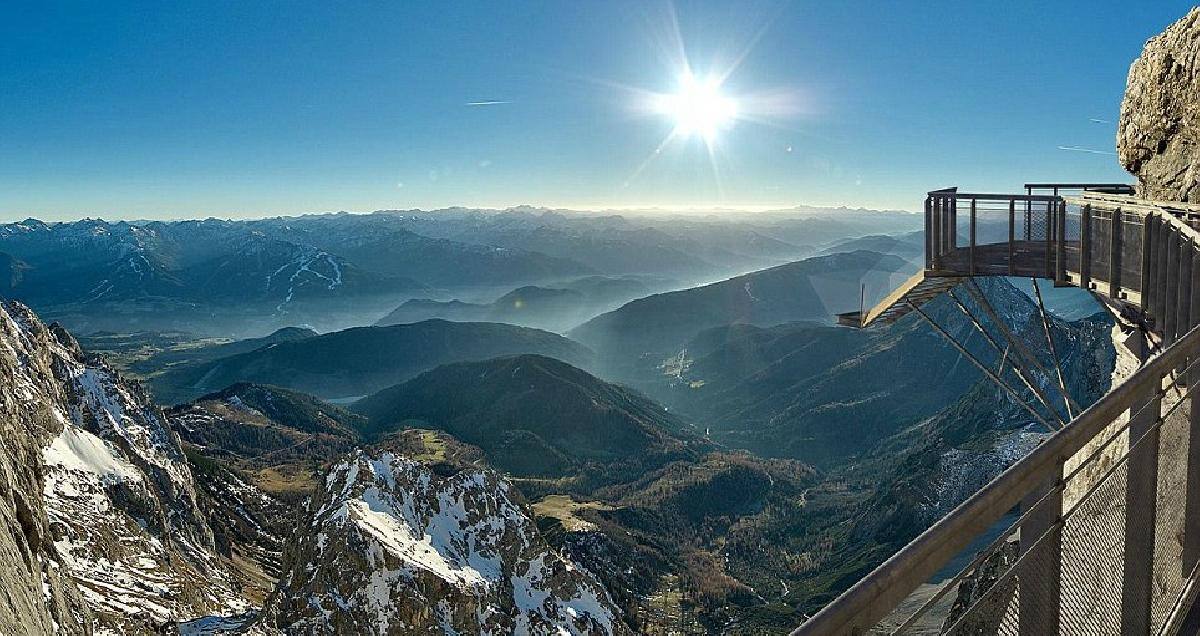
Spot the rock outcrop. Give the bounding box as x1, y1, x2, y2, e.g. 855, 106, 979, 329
267, 446, 626, 634
0, 300, 264, 634
0, 303, 91, 635
1118, 8, 1200, 201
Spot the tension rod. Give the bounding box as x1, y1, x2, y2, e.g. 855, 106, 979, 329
964, 279, 1050, 375
946, 288, 1067, 426
1031, 278, 1076, 420
964, 278, 1083, 415
908, 301, 1059, 431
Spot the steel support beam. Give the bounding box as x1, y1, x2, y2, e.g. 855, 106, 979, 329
963, 280, 1084, 417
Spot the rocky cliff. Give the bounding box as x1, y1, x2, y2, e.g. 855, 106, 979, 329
0, 303, 91, 635
267, 446, 626, 634
1118, 7, 1200, 201
0, 300, 264, 634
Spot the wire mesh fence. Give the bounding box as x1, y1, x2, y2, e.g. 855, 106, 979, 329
861, 366, 1198, 636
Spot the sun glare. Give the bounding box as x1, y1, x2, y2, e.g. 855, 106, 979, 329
655, 73, 738, 142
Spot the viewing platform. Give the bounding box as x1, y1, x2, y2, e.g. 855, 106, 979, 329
803, 184, 1200, 635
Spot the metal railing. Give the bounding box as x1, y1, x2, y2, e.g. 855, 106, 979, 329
795, 187, 1200, 635
925, 188, 1063, 277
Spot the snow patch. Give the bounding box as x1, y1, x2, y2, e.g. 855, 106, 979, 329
43, 424, 141, 484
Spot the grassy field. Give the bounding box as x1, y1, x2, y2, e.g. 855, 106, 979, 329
531, 494, 614, 532
410, 430, 447, 462
77, 331, 232, 378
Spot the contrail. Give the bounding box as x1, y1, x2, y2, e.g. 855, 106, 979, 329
465, 100, 511, 106
1058, 145, 1116, 155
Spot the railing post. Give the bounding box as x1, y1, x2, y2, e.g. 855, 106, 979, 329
1142, 212, 1153, 312
925, 196, 933, 270
1019, 461, 1063, 636
1111, 208, 1123, 298
1122, 365, 1162, 635
933, 196, 943, 270
1156, 216, 1171, 325
969, 198, 977, 275
1056, 200, 1067, 283
1165, 227, 1181, 345
949, 196, 958, 250
1025, 193, 1033, 241
1080, 204, 1092, 290
1179, 245, 1194, 343
1045, 201, 1054, 278
1009, 198, 1017, 276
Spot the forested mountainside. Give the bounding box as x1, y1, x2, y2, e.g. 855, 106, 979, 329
571, 250, 916, 376
148, 319, 594, 404
352, 354, 707, 482
627, 278, 1115, 467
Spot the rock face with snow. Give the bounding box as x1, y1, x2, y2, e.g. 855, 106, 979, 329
0, 300, 261, 634
0, 303, 91, 635
1118, 7, 1200, 201
268, 447, 626, 635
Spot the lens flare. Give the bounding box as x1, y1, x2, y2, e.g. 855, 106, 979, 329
655, 73, 738, 142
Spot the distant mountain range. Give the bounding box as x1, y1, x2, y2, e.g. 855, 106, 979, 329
0, 208, 920, 337
816, 230, 924, 261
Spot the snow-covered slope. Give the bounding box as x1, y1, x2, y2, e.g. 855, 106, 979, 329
0, 300, 266, 634
268, 448, 627, 635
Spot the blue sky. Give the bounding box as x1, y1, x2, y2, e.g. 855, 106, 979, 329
0, 1, 1194, 220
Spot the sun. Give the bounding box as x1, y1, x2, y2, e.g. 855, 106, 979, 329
655, 72, 738, 142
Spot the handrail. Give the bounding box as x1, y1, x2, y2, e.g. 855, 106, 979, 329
1024, 182, 1136, 191
798, 186, 1200, 635
926, 190, 1058, 202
